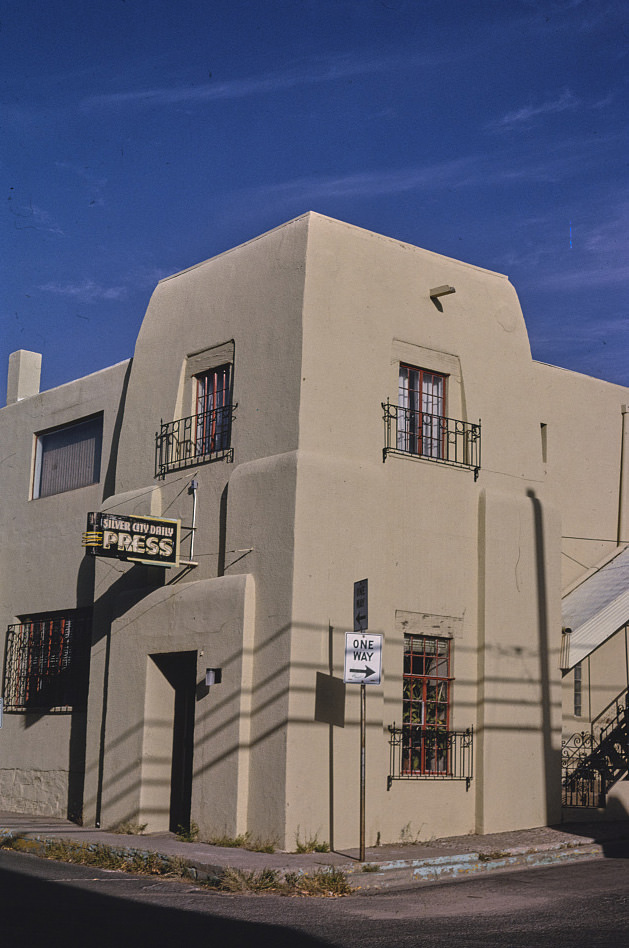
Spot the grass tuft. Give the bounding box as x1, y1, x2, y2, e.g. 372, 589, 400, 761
175, 821, 199, 843
285, 867, 351, 896
0, 833, 193, 878
206, 831, 276, 854
110, 820, 148, 836
217, 867, 280, 893
0, 831, 350, 897
294, 828, 330, 854
203, 866, 351, 897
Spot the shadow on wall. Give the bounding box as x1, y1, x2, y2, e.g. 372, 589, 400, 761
101, 361, 132, 502
527, 488, 562, 824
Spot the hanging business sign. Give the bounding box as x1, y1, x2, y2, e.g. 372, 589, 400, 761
82, 512, 181, 568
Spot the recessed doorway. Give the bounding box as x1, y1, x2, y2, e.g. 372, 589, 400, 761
141, 650, 197, 833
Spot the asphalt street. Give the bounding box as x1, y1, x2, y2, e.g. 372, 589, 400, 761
1, 844, 628, 947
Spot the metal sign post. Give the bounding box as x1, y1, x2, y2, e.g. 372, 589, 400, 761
360, 682, 366, 862
345, 580, 382, 862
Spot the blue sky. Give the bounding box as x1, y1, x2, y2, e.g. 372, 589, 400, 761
2, 0, 628, 391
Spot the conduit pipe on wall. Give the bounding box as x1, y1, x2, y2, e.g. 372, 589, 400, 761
618, 406, 629, 544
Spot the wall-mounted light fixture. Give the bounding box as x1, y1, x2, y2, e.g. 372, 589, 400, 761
205, 667, 222, 687
429, 285, 456, 299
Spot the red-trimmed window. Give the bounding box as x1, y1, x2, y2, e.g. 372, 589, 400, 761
402, 635, 452, 774
397, 365, 446, 458
195, 364, 232, 456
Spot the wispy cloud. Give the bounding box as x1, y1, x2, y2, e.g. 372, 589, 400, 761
539, 261, 629, 290
492, 89, 580, 128
9, 201, 64, 236
81, 48, 464, 111
251, 137, 611, 205
260, 158, 480, 202
39, 280, 127, 303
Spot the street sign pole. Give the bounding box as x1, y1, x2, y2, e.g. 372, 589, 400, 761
360, 682, 366, 862
349, 579, 374, 863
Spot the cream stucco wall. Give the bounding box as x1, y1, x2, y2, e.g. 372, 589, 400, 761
534, 361, 629, 590
2, 213, 628, 842
0, 360, 130, 817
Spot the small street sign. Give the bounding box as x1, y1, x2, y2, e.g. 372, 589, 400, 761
344, 632, 382, 685
354, 578, 368, 632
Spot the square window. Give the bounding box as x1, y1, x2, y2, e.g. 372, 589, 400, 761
34, 415, 103, 498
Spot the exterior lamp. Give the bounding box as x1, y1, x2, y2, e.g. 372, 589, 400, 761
205, 668, 222, 688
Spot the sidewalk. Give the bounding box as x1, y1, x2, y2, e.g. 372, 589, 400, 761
1, 810, 627, 889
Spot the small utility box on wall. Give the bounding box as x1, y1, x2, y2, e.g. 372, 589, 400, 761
205, 668, 222, 687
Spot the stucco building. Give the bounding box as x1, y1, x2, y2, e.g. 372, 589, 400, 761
1, 213, 628, 847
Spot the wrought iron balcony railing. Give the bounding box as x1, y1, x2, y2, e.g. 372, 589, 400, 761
387, 724, 474, 790
155, 404, 235, 478
382, 401, 481, 479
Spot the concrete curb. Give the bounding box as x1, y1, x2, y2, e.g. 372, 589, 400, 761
340, 841, 606, 888
0, 825, 607, 889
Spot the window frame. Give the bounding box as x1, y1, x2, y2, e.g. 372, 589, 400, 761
573, 661, 583, 717
3, 610, 92, 713
33, 413, 103, 499
397, 364, 447, 459
194, 363, 232, 457
402, 634, 453, 775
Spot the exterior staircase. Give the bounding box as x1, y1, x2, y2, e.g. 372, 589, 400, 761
562, 690, 629, 808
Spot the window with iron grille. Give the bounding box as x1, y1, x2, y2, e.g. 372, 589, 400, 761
402, 635, 452, 774
33, 414, 103, 499
4, 611, 92, 712
397, 365, 446, 459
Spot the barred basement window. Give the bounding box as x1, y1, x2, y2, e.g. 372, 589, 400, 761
34, 414, 103, 498
4, 611, 92, 712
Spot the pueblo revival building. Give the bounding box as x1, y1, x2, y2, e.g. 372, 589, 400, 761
1, 213, 628, 847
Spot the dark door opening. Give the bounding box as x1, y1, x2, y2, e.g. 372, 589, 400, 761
152, 651, 197, 833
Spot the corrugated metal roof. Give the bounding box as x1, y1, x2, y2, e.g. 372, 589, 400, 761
561, 547, 629, 669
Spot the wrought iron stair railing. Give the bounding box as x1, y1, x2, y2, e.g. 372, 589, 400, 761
562, 689, 629, 807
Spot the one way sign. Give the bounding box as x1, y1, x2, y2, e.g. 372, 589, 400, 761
344, 632, 382, 685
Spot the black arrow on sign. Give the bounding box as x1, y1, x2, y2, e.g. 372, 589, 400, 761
351, 666, 375, 677
355, 613, 367, 625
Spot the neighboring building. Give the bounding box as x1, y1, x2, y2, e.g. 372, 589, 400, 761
1, 213, 628, 847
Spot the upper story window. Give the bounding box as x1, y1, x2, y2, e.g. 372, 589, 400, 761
33, 414, 103, 499
382, 363, 480, 477
397, 364, 446, 458
4, 610, 92, 712
155, 341, 235, 478
196, 364, 232, 456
